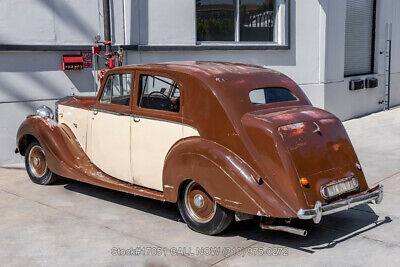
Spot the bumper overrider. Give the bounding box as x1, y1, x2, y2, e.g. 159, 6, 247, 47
297, 185, 383, 224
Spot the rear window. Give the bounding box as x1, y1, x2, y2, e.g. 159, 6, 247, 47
249, 87, 297, 105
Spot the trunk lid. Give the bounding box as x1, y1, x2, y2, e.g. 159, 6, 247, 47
248, 106, 364, 204
278, 118, 357, 178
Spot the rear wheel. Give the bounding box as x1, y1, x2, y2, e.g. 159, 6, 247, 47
178, 180, 233, 235
25, 141, 57, 185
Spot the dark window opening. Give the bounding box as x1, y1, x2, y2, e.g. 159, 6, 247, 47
249, 87, 297, 105
240, 0, 275, 41
196, 0, 276, 42
344, 0, 376, 76
138, 75, 180, 112
100, 74, 132, 106
196, 0, 235, 41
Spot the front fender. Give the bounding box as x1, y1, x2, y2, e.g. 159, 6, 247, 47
17, 115, 86, 178
162, 137, 297, 218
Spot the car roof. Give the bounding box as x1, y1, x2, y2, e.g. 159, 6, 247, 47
114, 61, 310, 112
116, 61, 280, 79
108, 61, 312, 132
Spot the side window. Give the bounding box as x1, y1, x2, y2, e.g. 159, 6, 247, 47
138, 75, 180, 112
100, 73, 132, 106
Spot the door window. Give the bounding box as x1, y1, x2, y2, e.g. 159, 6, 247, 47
138, 75, 180, 112
100, 74, 132, 106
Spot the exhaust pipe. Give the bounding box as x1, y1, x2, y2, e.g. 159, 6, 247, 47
260, 221, 307, 236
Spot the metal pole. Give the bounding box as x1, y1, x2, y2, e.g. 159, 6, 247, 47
234, 0, 240, 42
103, 0, 112, 55
387, 40, 392, 110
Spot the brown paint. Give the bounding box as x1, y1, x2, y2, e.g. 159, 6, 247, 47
16, 62, 374, 218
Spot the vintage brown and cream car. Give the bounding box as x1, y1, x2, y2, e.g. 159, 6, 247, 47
16, 62, 383, 236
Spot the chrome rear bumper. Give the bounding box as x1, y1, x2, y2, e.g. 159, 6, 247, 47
297, 185, 383, 223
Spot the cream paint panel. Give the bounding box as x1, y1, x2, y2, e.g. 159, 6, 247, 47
131, 118, 199, 191
89, 111, 132, 183
183, 125, 200, 138
57, 105, 89, 151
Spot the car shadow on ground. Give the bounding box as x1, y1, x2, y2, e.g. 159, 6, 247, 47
62, 178, 391, 254
0, 166, 26, 170
62, 178, 182, 221
223, 214, 391, 254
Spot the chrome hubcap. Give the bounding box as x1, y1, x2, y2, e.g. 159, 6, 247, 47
184, 181, 216, 223
28, 145, 47, 178
193, 194, 205, 209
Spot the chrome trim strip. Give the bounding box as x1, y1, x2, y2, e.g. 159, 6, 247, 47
297, 185, 383, 222
92, 109, 131, 117
131, 114, 183, 125
91, 109, 199, 133
92, 109, 177, 122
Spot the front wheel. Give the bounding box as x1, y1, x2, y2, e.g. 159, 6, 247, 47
178, 180, 233, 235
25, 141, 58, 185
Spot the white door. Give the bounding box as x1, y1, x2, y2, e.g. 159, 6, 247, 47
90, 111, 131, 182
131, 74, 185, 191
131, 117, 184, 191
88, 73, 133, 183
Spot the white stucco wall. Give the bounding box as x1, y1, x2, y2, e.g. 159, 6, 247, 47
322, 0, 400, 120
146, 0, 196, 45
0, 100, 57, 165
0, 52, 96, 102
0, 0, 100, 45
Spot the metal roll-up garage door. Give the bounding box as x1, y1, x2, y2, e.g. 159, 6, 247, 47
344, 0, 376, 76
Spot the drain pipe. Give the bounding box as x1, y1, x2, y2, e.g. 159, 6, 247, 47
103, 0, 112, 57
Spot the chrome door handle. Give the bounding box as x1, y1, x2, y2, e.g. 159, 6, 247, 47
133, 117, 140, 123
93, 110, 98, 115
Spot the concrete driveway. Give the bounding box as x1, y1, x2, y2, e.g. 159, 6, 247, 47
1, 108, 400, 266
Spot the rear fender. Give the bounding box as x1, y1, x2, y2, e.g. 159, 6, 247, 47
162, 137, 297, 217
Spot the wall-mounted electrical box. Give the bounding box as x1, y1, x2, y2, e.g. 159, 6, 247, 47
62, 55, 84, 70
365, 78, 378, 88
349, 79, 364, 91
92, 46, 100, 54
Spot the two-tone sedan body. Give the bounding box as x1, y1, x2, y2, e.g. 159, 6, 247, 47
16, 62, 383, 236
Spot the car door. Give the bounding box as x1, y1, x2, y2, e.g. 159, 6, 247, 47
87, 71, 134, 183
131, 72, 188, 191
